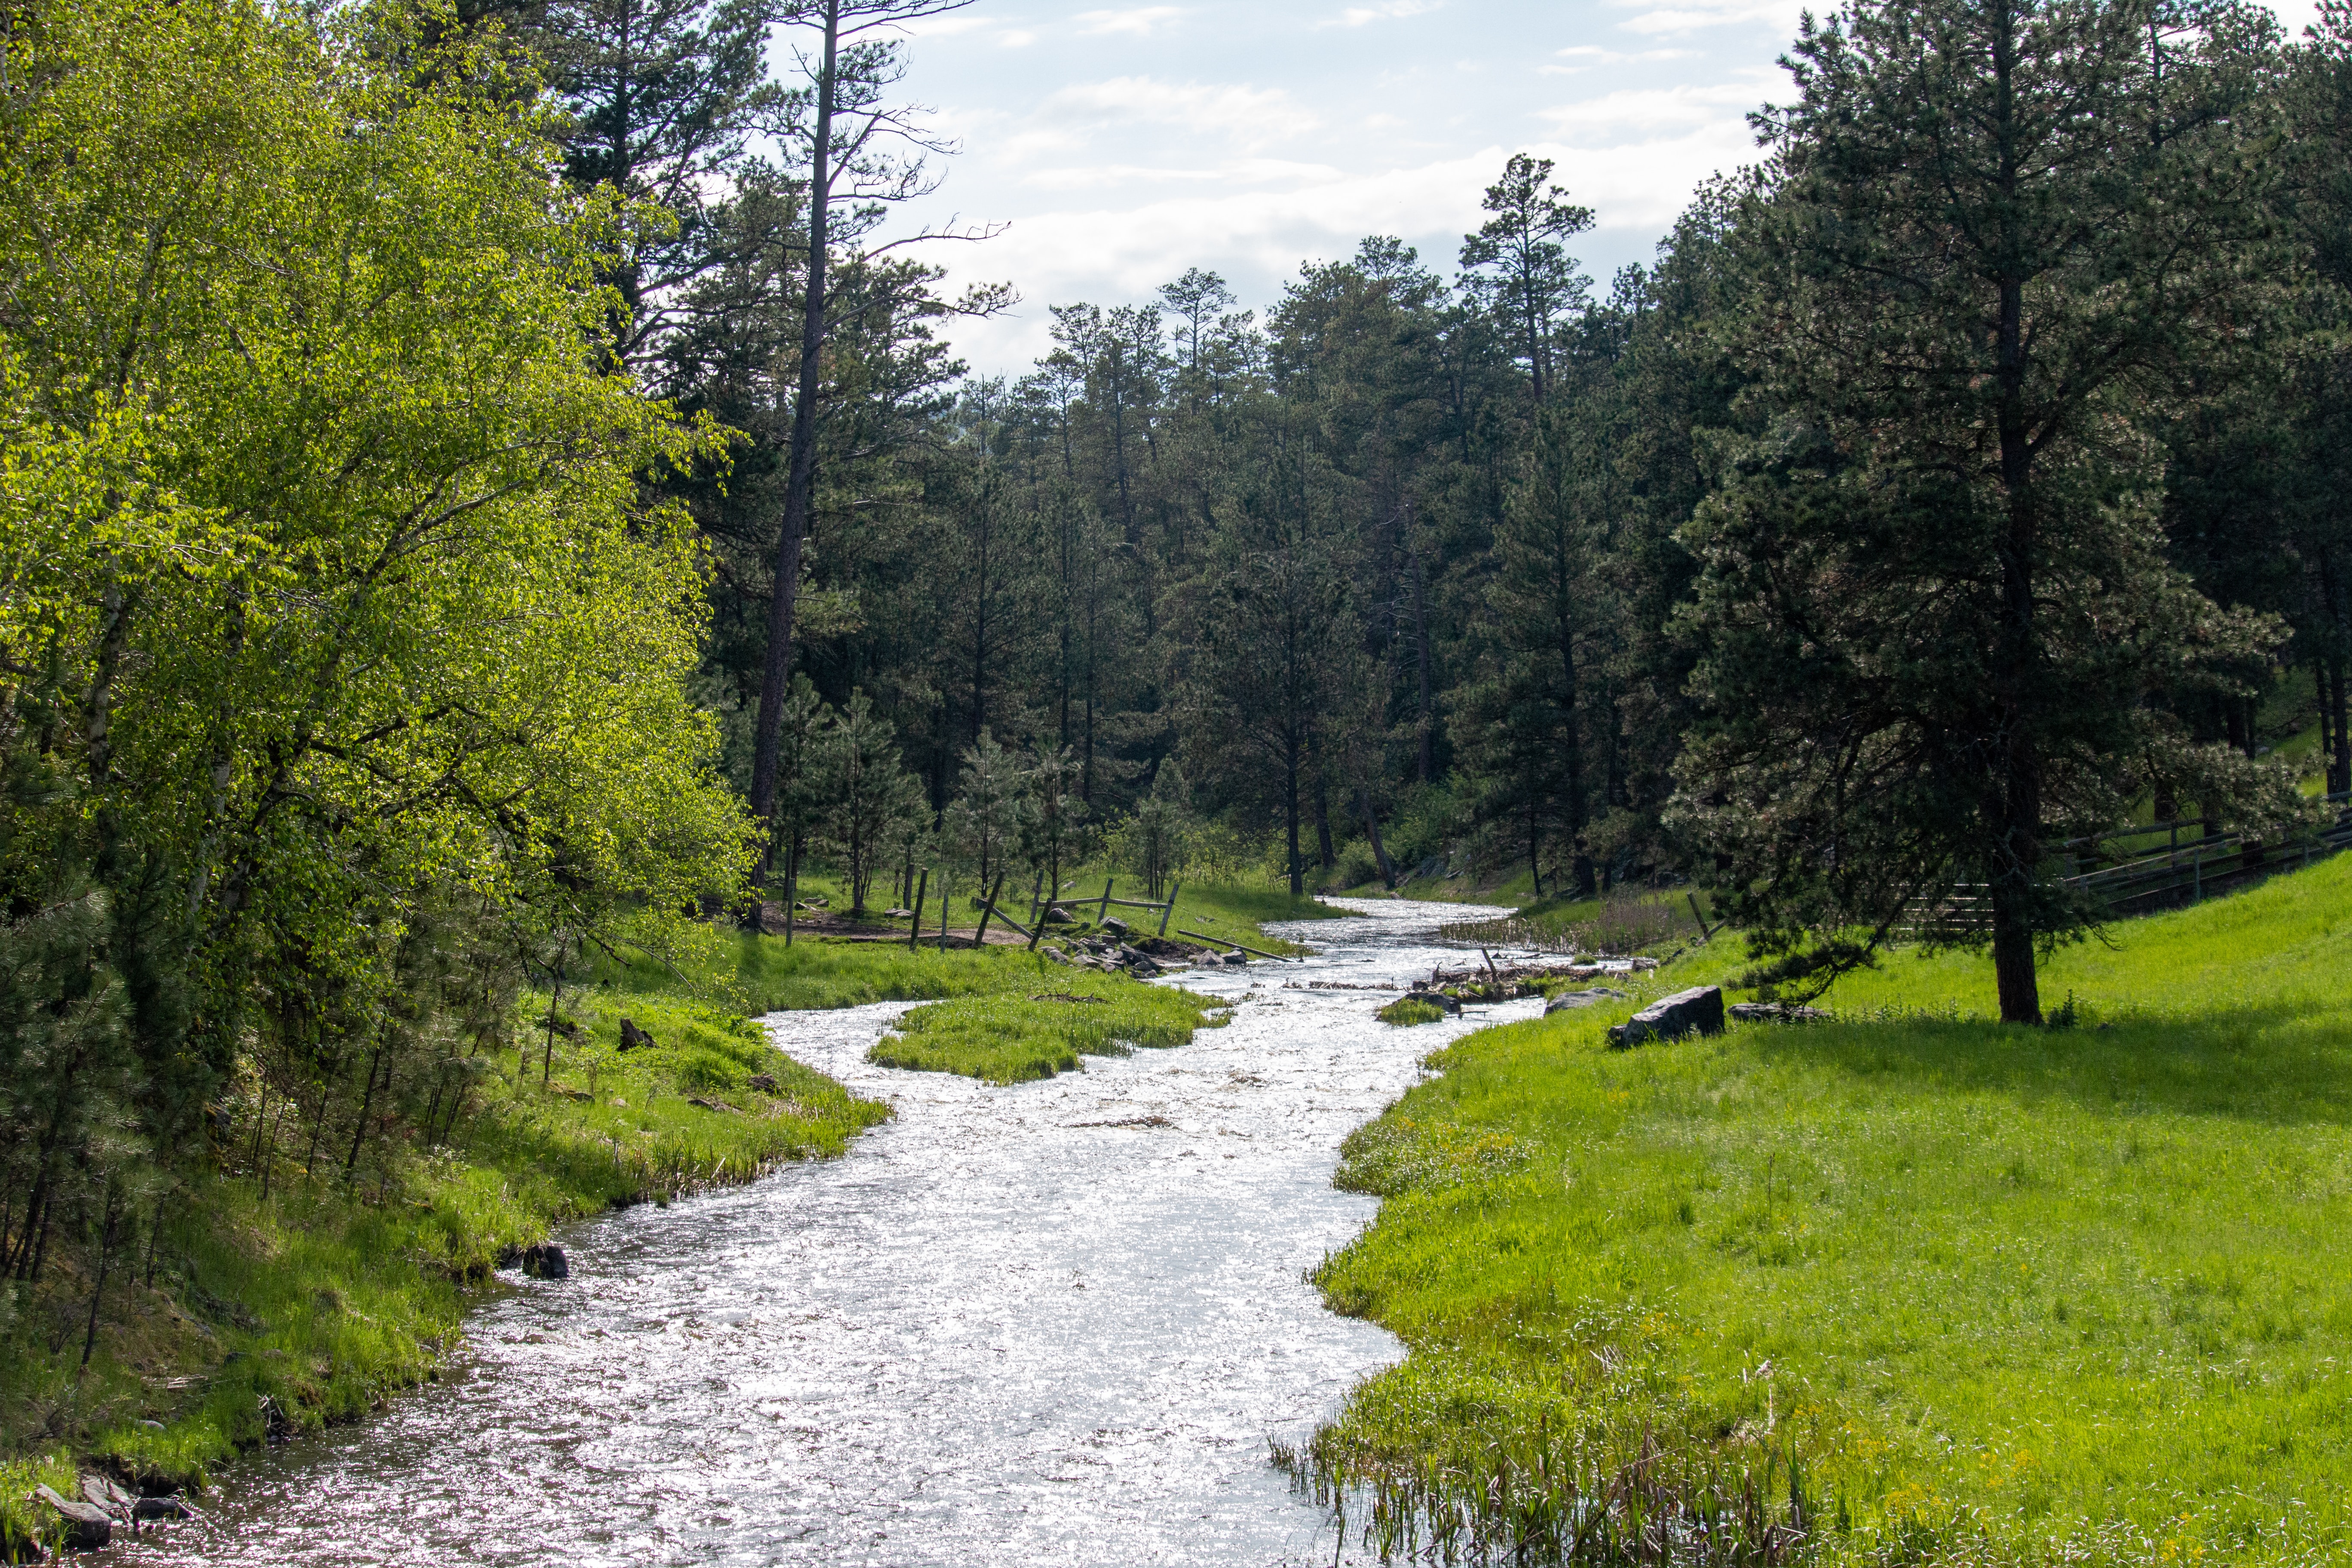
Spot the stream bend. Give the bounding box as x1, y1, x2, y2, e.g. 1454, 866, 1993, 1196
128, 897, 1540, 1567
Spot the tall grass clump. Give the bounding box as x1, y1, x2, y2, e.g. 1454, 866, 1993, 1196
1442, 893, 1707, 956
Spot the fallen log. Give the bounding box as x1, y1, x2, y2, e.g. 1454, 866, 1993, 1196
1175, 928, 1295, 962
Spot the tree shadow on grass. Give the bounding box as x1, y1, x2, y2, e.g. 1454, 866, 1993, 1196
1738, 1008, 2352, 1128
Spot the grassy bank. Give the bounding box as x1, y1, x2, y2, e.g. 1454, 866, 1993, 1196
1301, 853, 2352, 1565
0, 981, 886, 1556
3, 882, 1327, 1556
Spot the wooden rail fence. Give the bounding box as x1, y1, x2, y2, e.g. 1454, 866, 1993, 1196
1904, 792, 2352, 937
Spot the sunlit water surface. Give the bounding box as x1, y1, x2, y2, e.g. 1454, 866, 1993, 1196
126, 898, 1541, 1567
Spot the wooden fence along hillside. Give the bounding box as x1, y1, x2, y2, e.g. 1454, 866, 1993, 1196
1905, 791, 2352, 940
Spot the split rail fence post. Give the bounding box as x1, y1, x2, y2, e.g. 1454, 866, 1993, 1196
939, 875, 952, 952
1098, 878, 1116, 921
1158, 880, 1181, 938
1026, 872, 1046, 952
909, 870, 928, 952
974, 873, 1005, 945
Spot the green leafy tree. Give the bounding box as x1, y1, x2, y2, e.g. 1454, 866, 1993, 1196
1121, 763, 1192, 899
765, 675, 833, 941
815, 688, 923, 916
1017, 744, 1087, 912
1458, 154, 1593, 405
942, 726, 1023, 894
0, 0, 747, 1294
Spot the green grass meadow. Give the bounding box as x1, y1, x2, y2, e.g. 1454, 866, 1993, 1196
1305, 852, 2352, 1565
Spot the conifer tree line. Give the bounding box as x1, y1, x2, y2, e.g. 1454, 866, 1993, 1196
6, 0, 2352, 1311
667, 0, 2352, 1028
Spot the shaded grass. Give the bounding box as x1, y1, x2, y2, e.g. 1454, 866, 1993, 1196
868, 970, 1228, 1083
1304, 852, 2352, 1565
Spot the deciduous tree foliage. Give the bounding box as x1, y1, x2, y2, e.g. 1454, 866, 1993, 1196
0, 0, 745, 1286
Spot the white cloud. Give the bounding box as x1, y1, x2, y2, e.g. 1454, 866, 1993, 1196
1534, 74, 1773, 141
1554, 43, 1696, 60
1612, 0, 1804, 35
1022, 156, 1347, 191
1074, 5, 1186, 35
1026, 76, 1322, 150
1000, 28, 1037, 44
1332, 0, 1442, 25
898, 12, 1000, 37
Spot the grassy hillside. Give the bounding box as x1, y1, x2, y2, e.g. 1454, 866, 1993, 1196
1301, 852, 2352, 1566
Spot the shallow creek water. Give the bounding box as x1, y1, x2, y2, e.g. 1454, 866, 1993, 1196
125, 897, 1544, 1568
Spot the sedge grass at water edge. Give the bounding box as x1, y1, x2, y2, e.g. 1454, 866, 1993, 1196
1303, 853, 2352, 1565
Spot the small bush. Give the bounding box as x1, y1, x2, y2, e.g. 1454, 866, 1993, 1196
1377, 997, 1447, 1026
673, 1050, 744, 1093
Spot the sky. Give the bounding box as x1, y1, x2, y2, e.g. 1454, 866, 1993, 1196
799, 0, 2322, 377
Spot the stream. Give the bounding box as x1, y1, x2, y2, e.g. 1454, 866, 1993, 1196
123, 897, 1544, 1567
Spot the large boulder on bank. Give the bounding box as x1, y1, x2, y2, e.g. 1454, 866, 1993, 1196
1608, 986, 1724, 1048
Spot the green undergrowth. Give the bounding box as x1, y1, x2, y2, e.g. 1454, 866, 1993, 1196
1305, 852, 2352, 1566
1377, 997, 1449, 1026
0, 989, 883, 1555
868, 969, 1229, 1083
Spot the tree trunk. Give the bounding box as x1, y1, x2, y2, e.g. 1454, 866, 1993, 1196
1284, 732, 1303, 897
1312, 758, 1335, 870
973, 495, 990, 744
1357, 789, 1396, 888
784, 839, 800, 947
2330, 655, 2349, 797
80, 1187, 122, 1370
747, 0, 841, 878
344, 1048, 385, 1185
1411, 540, 1435, 784
1988, 15, 2043, 1029
1558, 612, 1584, 836
1989, 877, 2042, 1026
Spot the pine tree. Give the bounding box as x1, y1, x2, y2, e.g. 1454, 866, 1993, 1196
1679, 0, 2286, 1020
